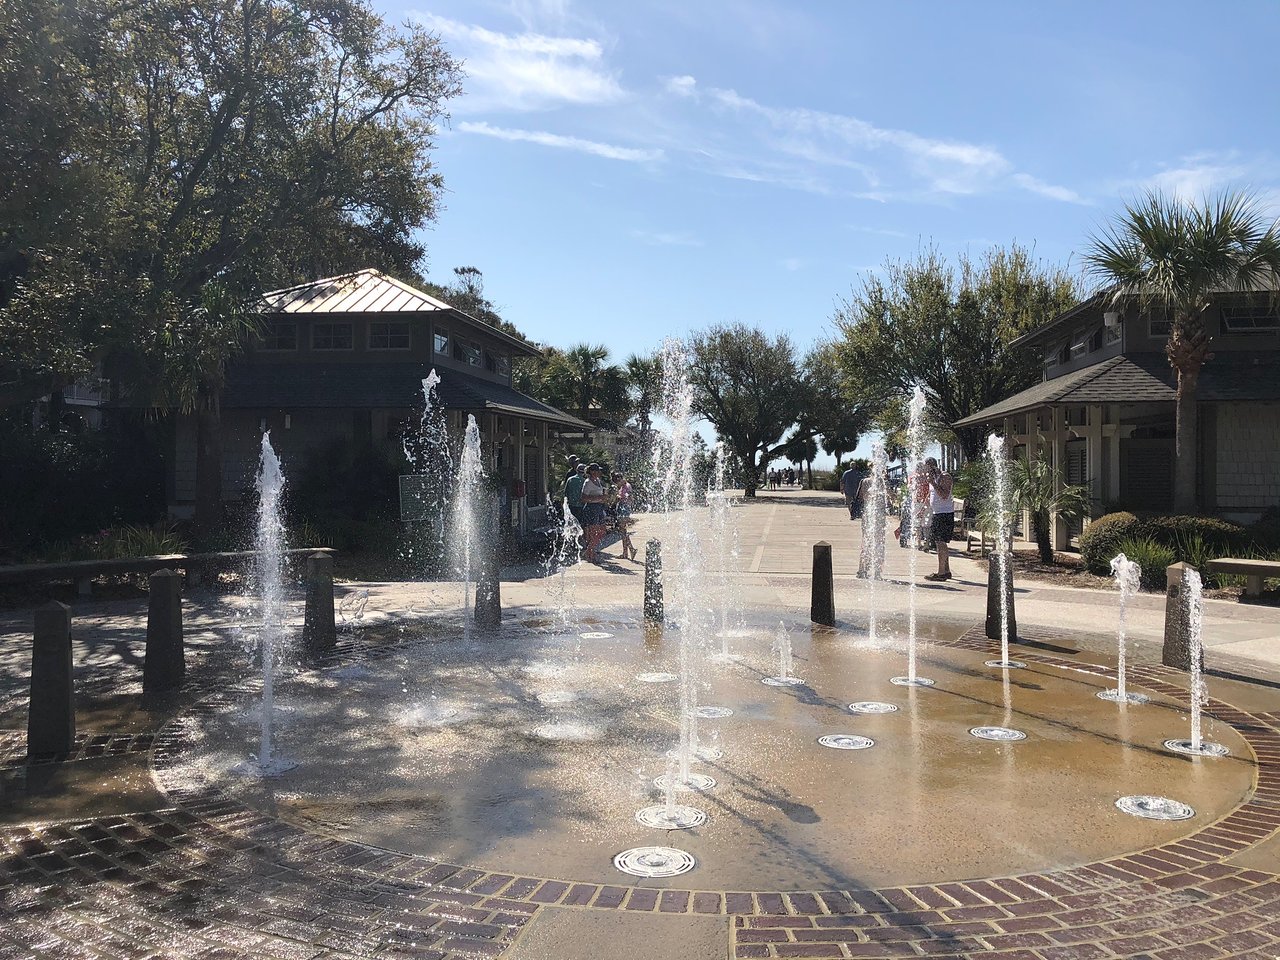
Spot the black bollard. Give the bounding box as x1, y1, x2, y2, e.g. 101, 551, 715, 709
29, 602, 75, 756
643, 539, 664, 624
303, 552, 337, 655
474, 506, 502, 631
143, 569, 185, 694
1161, 562, 1202, 671
810, 541, 835, 627
985, 551, 1017, 644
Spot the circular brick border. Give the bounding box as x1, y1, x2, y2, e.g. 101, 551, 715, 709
147, 623, 1280, 948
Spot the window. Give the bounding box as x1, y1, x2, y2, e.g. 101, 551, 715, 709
1044, 345, 1060, 368
261, 320, 297, 351
1088, 328, 1104, 352
457, 339, 481, 367
496, 355, 511, 377
1222, 302, 1279, 333
1105, 322, 1122, 344
312, 322, 353, 350
1147, 309, 1172, 339
434, 330, 449, 354
369, 321, 411, 350
1069, 332, 1088, 359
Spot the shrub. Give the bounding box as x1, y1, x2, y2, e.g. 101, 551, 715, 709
1079, 512, 1140, 574
1113, 535, 1176, 591
1, 418, 166, 559
1248, 506, 1280, 549
1139, 515, 1245, 551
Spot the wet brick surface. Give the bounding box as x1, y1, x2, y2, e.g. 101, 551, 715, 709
2, 623, 1279, 959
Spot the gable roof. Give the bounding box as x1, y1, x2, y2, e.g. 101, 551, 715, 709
260, 269, 540, 357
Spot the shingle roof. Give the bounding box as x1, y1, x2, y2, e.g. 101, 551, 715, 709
953, 353, 1280, 427
259, 269, 540, 357
222, 361, 593, 431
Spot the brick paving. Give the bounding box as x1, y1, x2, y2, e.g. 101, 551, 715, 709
3, 622, 1280, 959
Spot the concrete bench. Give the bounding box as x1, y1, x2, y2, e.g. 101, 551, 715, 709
0, 548, 336, 595
1206, 558, 1280, 598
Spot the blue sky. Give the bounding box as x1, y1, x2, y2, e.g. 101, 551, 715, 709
387, 0, 1280, 458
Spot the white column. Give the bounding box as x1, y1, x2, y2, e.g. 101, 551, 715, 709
1086, 404, 1104, 520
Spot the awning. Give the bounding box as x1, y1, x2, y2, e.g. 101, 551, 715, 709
222, 361, 593, 431
953, 353, 1280, 428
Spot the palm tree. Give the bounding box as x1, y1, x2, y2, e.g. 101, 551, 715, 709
1009, 457, 1090, 565
1084, 191, 1280, 512
624, 353, 661, 453
543, 343, 630, 427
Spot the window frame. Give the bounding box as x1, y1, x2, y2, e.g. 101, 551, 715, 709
458, 338, 482, 368
1221, 303, 1280, 333
368, 320, 411, 351
259, 319, 298, 352
433, 329, 450, 355
311, 321, 354, 351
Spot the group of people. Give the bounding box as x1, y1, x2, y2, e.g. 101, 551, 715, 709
841, 457, 955, 583
561, 455, 636, 565
764, 467, 801, 490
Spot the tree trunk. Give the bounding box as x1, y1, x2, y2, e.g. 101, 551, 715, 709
1172, 372, 1199, 514
806, 460, 813, 489
1034, 513, 1053, 564
1168, 323, 1209, 514
193, 388, 224, 533
743, 452, 758, 498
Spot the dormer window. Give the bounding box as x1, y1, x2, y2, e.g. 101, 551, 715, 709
312, 322, 353, 350
434, 330, 449, 354
496, 355, 511, 377
456, 339, 481, 367
261, 320, 297, 351
369, 321, 410, 350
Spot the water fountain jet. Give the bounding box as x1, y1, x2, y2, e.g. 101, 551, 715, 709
1097, 553, 1149, 704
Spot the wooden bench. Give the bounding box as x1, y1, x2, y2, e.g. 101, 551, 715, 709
0, 548, 336, 596
1206, 558, 1280, 598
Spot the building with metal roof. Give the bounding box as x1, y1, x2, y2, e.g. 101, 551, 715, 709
955, 289, 1280, 546
170, 270, 591, 536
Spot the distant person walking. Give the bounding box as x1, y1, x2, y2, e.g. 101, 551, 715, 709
923, 457, 954, 581
840, 463, 863, 520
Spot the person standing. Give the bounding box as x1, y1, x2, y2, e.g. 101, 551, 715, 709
923, 457, 954, 581
611, 470, 637, 561
564, 461, 587, 529
581, 463, 609, 563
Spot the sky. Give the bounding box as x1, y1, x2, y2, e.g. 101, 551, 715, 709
383, 0, 1280, 462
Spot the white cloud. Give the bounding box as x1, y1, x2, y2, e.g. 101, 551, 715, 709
1144, 153, 1251, 201
459, 121, 664, 163
659, 79, 1082, 204
781, 257, 803, 272
417, 13, 623, 111
1012, 173, 1089, 205
631, 229, 704, 247
664, 74, 697, 97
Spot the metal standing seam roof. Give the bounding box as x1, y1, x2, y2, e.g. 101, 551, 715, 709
221, 360, 594, 431
259, 269, 541, 357
953, 352, 1280, 428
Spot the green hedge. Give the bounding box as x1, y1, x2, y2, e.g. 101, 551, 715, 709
1079, 512, 1140, 574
